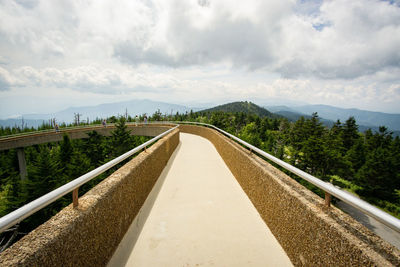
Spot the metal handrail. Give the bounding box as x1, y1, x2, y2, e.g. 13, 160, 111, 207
0, 124, 105, 139
0, 124, 178, 233
0, 121, 174, 140
175, 121, 400, 234
1, 120, 399, 234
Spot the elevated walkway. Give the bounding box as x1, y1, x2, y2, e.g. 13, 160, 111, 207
109, 133, 292, 266
1, 125, 399, 266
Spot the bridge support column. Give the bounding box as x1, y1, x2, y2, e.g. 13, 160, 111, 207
17, 148, 27, 180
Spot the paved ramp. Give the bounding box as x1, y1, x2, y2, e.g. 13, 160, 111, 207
109, 133, 292, 266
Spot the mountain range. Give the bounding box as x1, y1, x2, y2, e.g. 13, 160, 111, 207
267, 105, 400, 132
0, 99, 199, 128
1, 100, 399, 134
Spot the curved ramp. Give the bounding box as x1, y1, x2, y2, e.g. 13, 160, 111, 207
109, 133, 292, 266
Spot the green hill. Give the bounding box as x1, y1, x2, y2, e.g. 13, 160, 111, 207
201, 101, 278, 118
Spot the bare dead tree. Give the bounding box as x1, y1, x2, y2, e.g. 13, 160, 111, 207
20, 117, 25, 129
74, 113, 82, 126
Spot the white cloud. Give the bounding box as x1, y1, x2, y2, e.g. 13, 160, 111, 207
10, 65, 196, 94
0, 0, 400, 114
111, 0, 400, 80
0, 66, 19, 90
114, 0, 294, 69
1, 0, 399, 80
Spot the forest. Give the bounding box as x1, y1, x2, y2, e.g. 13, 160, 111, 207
0, 103, 399, 250
0, 118, 150, 250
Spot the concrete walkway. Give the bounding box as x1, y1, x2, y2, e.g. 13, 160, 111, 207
108, 133, 292, 267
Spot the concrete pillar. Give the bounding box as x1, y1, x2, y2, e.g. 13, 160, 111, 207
17, 148, 27, 180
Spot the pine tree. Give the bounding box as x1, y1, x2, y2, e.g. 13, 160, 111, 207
342, 117, 360, 151
239, 122, 262, 147
84, 131, 106, 167
356, 147, 397, 201
22, 145, 59, 203
0, 150, 22, 216
344, 138, 366, 179
288, 117, 307, 166
110, 117, 133, 157
18, 145, 60, 233
60, 134, 73, 163
301, 113, 327, 177
356, 127, 397, 201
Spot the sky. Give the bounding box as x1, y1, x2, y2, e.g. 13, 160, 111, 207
0, 0, 400, 118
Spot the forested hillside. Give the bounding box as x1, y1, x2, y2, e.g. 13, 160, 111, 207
201, 101, 279, 118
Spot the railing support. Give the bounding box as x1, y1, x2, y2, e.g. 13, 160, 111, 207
73, 188, 79, 208
325, 192, 331, 207
17, 148, 27, 180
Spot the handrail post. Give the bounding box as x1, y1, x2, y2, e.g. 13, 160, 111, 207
325, 192, 331, 207
73, 188, 79, 208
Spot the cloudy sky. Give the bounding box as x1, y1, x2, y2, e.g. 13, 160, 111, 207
0, 0, 400, 118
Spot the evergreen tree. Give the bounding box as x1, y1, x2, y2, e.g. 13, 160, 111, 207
84, 131, 106, 167
344, 138, 366, 179
301, 113, 327, 176
322, 123, 349, 178
22, 145, 59, 203
239, 122, 262, 147
0, 150, 21, 216
288, 117, 307, 166
356, 127, 397, 201
60, 134, 73, 163
110, 117, 133, 157
0, 174, 21, 216
259, 118, 269, 140
356, 147, 397, 201
152, 109, 163, 121
342, 117, 359, 151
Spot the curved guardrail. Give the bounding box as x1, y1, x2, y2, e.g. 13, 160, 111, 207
0, 124, 178, 233
0, 121, 173, 140
1, 120, 399, 235
175, 121, 400, 234
0, 124, 104, 139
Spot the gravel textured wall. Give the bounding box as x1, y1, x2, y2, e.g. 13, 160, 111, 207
0, 129, 179, 267
180, 124, 400, 267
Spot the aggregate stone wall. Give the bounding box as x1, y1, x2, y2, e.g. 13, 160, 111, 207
180, 125, 400, 267
0, 129, 179, 267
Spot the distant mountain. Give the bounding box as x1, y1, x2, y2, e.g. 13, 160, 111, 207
0, 118, 48, 129
272, 110, 335, 127
201, 101, 278, 118
1, 99, 197, 127
267, 104, 400, 136
291, 104, 400, 131
266, 105, 298, 114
